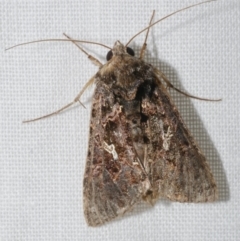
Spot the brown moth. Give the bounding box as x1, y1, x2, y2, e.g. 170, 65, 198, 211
82, 4, 218, 227
7, 0, 218, 227
83, 42, 218, 225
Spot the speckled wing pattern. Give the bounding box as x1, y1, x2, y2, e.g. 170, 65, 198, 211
83, 41, 217, 226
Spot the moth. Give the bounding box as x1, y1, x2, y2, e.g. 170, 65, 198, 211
7, 0, 218, 227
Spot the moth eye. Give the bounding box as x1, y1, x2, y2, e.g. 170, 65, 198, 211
126, 47, 135, 56
106, 50, 113, 61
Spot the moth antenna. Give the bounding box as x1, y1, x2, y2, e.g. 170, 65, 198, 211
23, 101, 79, 123
5, 39, 111, 51
23, 76, 95, 123
159, 71, 222, 102
126, 0, 216, 47
170, 85, 222, 101
63, 33, 102, 67
139, 10, 155, 59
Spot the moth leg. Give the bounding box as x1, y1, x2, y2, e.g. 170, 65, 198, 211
23, 76, 95, 123
156, 69, 221, 101
63, 33, 103, 67
139, 10, 155, 60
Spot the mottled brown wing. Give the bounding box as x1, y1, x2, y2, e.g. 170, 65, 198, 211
83, 84, 145, 227
83, 52, 217, 226
142, 75, 217, 202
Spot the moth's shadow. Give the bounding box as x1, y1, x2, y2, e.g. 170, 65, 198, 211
134, 43, 229, 203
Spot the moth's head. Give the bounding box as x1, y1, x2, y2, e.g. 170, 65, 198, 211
106, 40, 134, 61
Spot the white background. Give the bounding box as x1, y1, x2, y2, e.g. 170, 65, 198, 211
1, 0, 239, 240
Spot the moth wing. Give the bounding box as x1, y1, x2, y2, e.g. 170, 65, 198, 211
83, 86, 144, 226
147, 78, 217, 202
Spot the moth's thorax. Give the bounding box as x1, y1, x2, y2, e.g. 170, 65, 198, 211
98, 43, 155, 99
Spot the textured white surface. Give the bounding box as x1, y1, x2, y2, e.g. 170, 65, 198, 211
1, 0, 239, 240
